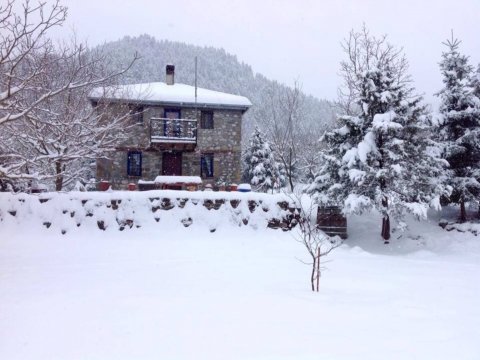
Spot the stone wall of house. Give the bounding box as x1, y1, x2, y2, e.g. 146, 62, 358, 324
196, 109, 242, 151
97, 104, 244, 189
196, 108, 243, 185
182, 150, 241, 186
97, 150, 164, 189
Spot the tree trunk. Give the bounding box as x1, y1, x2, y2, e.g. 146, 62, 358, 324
381, 196, 390, 244
55, 160, 63, 191
288, 148, 294, 192
310, 256, 316, 292
316, 247, 320, 292
288, 174, 294, 193
381, 215, 390, 244
460, 200, 467, 223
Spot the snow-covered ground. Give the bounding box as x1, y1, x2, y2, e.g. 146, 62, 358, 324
1, 207, 479, 360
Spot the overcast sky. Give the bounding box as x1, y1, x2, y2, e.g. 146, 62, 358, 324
57, 0, 480, 106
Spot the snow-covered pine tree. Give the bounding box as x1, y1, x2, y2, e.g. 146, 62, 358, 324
277, 158, 287, 189
436, 35, 480, 222
244, 126, 283, 193
472, 64, 480, 100
310, 39, 447, 243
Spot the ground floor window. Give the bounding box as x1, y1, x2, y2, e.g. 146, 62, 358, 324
127, 151, 142, 176
200, 153, 214, 178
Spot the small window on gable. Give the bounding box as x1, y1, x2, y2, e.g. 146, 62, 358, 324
200, 153, 214, 178
130, 106, 144, 124
200, 111, 214, 129
127, 151, 142, 177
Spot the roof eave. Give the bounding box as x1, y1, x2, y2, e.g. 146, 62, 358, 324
88, 96, 252, 111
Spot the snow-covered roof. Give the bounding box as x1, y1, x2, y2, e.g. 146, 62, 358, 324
89, 82, 252, 110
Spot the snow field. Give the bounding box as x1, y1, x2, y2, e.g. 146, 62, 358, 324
1, 207, 479, 359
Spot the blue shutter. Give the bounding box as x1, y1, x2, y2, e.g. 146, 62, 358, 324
201, 154, 214, 178
207, 155, 214, 177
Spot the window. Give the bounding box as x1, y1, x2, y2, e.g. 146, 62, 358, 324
127, 151, 142, 177
130, 106, 144, 124
200, 153, 214, 178
200, 111, 214, 129
90, 101, 99, 115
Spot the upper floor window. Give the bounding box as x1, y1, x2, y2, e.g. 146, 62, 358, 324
200, 111, 214, 129
164, 108, 181, 119
127, 151, 142, 177
130, 106, 144, 124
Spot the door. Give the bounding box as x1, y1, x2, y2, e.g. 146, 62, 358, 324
164, 109, 181, 138
162, 152, 182, 176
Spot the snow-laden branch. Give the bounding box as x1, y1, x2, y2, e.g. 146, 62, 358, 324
0, 2, 139, 189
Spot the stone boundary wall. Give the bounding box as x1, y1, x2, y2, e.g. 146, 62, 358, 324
0, 191, 299, 234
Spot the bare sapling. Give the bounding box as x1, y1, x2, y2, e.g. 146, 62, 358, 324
289, 191, 343, 292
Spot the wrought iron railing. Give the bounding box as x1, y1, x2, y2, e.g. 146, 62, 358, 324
150, 117, 197, 143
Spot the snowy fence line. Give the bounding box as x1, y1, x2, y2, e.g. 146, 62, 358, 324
0, 191, 300, 234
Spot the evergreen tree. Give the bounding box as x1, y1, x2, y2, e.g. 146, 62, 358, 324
310, 40, 446, 243
276, 158, 288, 189
436, 36, 480, 222
472, 64, 480, 99
244, 127, 283, 192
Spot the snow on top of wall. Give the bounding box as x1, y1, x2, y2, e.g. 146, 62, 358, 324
237, 184, 252, 191
0, 190, 298, 234
0, 190, 294, 204
138, 176, 203, 184
89, 82, 252, 108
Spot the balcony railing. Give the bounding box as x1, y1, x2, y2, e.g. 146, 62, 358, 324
150, 117, 197, 144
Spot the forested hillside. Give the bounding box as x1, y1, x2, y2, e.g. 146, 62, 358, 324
96, 35, 336, 145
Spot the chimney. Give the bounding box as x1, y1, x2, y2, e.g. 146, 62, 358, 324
166, 64, 175, 85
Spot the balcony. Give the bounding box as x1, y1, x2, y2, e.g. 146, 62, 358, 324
150, 117, 197, 150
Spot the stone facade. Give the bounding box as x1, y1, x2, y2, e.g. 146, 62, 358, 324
97, 104, 245, 189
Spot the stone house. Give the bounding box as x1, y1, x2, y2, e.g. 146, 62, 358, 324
89, 65, 251, 189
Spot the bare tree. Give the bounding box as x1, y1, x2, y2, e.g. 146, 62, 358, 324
257, 81, 326, 190
274, 82, 302, 191
1, 0, 68, 125
0, 1, 138, 189
0, 47, 135, 189
337, 24, 410, 116
290, 192, 343, 292
297, 134, 322, 183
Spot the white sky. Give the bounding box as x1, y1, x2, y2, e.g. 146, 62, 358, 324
56, 0, 480, 106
